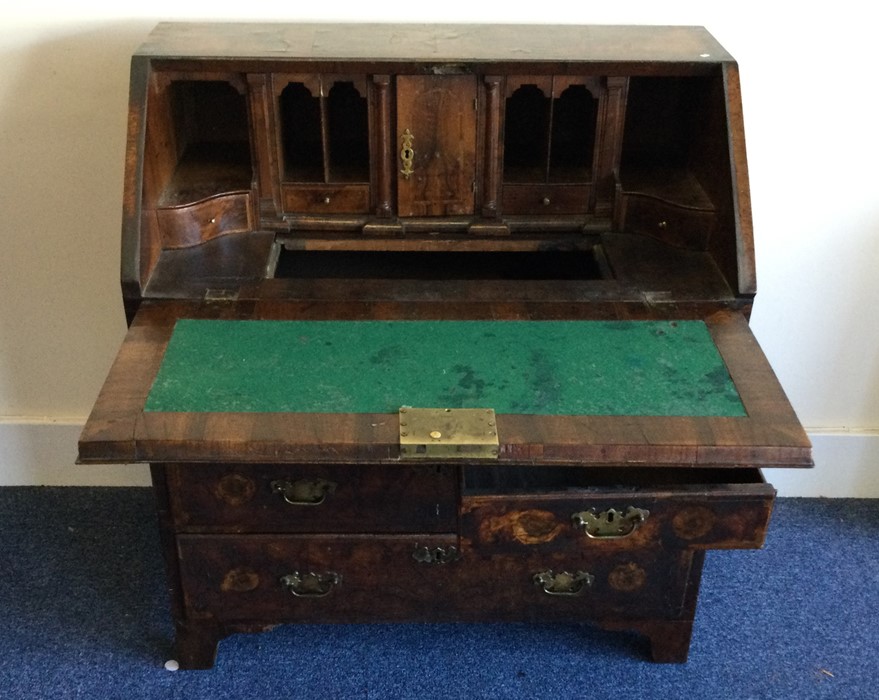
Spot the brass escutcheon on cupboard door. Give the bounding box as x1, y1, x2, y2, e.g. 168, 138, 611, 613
400, 128, 415, 179
395, 74, 477, 217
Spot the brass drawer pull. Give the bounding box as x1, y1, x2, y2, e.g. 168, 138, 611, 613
533, 570, 594, 596
572, 507, 649, 539
280, 571, 341, 598
270, 478, 337, 506
412, 545, 461, 565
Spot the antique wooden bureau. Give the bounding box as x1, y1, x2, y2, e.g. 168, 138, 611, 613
79, 22, 812, 668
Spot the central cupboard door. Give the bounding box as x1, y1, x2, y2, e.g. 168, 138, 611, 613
396, 75, 477, 217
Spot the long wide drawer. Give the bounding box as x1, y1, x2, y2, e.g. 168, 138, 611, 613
177, 534, 693, 623
165, 463, 457, 533
461, 467, 775, 552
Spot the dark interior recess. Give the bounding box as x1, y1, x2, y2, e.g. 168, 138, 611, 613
279, 80, 370, 183
164, 80, 252, 203
326, 82, 370, 182
170, 80, 251, 156
274, 249, 605, 281
503, 85, 550, 182
503, 83, 597, 184
549, 85, 597, 181
620, 76, 709, 172
463, 466, 764, 494
279, 82, 324, 181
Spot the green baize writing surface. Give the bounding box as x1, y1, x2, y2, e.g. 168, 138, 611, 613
145, 320, 745, 417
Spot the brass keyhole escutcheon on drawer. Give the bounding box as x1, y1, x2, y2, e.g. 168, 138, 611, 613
270, 478, 337, 506
412, 545, 461, 565
533, 570, 595, 596
280, 571, 341, 598
572, 506, 650, 539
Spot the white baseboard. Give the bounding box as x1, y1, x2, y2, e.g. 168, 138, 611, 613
0, 419, 151, 486
1, 420, 877, 496
763, 430, 879, 498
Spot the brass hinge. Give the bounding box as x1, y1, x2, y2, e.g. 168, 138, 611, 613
399, 407, 499, 460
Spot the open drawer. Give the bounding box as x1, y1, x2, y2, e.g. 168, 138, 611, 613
461, 466, 775, 552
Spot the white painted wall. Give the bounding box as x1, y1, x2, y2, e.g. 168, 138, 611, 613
1, 3, 877, 495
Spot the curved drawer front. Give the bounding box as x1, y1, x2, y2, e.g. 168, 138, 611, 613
620, 193, 715, 249
156, 191, 253, 248
176, 534, 689, 623
167, 463, 457, 533
461, 468, 774, 552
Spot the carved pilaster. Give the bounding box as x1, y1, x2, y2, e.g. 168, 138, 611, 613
481, 75, 503, 218
372, 75, 393, 217
594, 76, 629, 216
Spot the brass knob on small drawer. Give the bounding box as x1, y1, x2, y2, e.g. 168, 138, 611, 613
323, 196, 331, 204
542, 197, 551, 206
657, 220, 668, 229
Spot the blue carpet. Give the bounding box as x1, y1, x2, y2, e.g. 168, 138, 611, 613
0, 488, 876, 699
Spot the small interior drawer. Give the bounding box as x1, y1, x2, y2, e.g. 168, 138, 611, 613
501, 184, 591, 215
156, 191, 253, 248
166, 463, 457, 533
461, 466, 774, 552
619, 193, 715, 249
281, 184, 369, 214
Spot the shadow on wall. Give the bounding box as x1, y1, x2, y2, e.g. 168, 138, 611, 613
760, 209, 879, 497
750, 209, 879, 497
0, 23, 154, 482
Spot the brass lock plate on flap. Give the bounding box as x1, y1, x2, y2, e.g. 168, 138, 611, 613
399, 407, 499, 459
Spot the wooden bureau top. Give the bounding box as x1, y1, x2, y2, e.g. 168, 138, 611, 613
121, 22, 755, 315
136, 22, 734, 65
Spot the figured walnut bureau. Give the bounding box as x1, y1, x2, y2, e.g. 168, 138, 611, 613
79, 23, 811, 668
